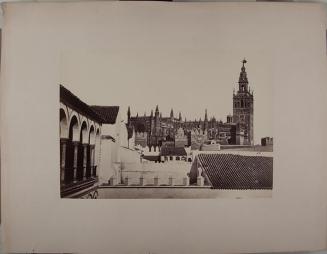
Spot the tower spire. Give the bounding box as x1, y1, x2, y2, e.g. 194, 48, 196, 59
238, 58, 249, 92
127, 106, 131, 123
204, 109, 208, 131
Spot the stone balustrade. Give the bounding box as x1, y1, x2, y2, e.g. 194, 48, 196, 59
108, 174, 198, 187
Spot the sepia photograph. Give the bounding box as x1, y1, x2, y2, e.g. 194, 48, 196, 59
59, 51, 273, 199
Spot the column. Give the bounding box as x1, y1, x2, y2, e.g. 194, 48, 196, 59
83, 144, 88, 179
60, 139, 68, 183
93, 146, 96, 176
73, 141, 79, 182
89, 145, 95, 176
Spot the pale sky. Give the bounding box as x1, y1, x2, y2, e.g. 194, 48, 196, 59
59, 5, 273, 144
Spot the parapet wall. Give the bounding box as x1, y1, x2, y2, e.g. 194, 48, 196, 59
97, 187, 272, 199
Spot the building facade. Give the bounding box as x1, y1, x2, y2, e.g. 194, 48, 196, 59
128, 59, 254, 150
60, 85, 102, 198
60, 85, 139, 197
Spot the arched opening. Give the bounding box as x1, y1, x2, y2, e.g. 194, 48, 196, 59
65, 115, 79, 183
77, 121, 88, 180
60, 109, 68, 139
69, 115, 80, 141
86, 125, 95, 178
94, 128, 101, 177
59, 109, 69, 183
89, 125, 95, 145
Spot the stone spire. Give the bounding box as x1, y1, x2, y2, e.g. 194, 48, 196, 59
204, 109, 208, 131
155, 105, 160, 118
170, 108, 174, 119
127, 106, 131, 123
238, 58, 249, 92
179, 112, 182, 121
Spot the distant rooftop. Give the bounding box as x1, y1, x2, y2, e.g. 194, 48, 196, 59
195, 153, 273, 190
160, 147, 187, 156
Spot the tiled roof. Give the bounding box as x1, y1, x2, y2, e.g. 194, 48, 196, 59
91, 106, 119, 124
60, 85, 103, 122
197, 153, 273, 189
160, 147, 187, 156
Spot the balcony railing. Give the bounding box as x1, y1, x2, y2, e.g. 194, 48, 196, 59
60, 166, 98, 197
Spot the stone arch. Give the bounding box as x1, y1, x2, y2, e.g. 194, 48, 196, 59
89, 125, 95, 145
95, 128, 101, 166
80, 121, 88, 144
95, 128, 100, 146
69, 115, 80, 142
60, 108, 68, 139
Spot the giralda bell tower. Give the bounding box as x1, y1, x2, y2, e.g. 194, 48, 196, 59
233, 59, 254, 145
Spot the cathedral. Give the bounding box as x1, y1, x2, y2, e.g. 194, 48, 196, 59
127, 59, 254, 151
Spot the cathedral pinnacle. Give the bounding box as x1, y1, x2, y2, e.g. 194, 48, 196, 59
127, 106, 131, 118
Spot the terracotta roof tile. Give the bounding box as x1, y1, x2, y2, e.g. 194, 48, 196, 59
60, 85, 103, 122
197, 153, 273, 189
91, 106, 119, 124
